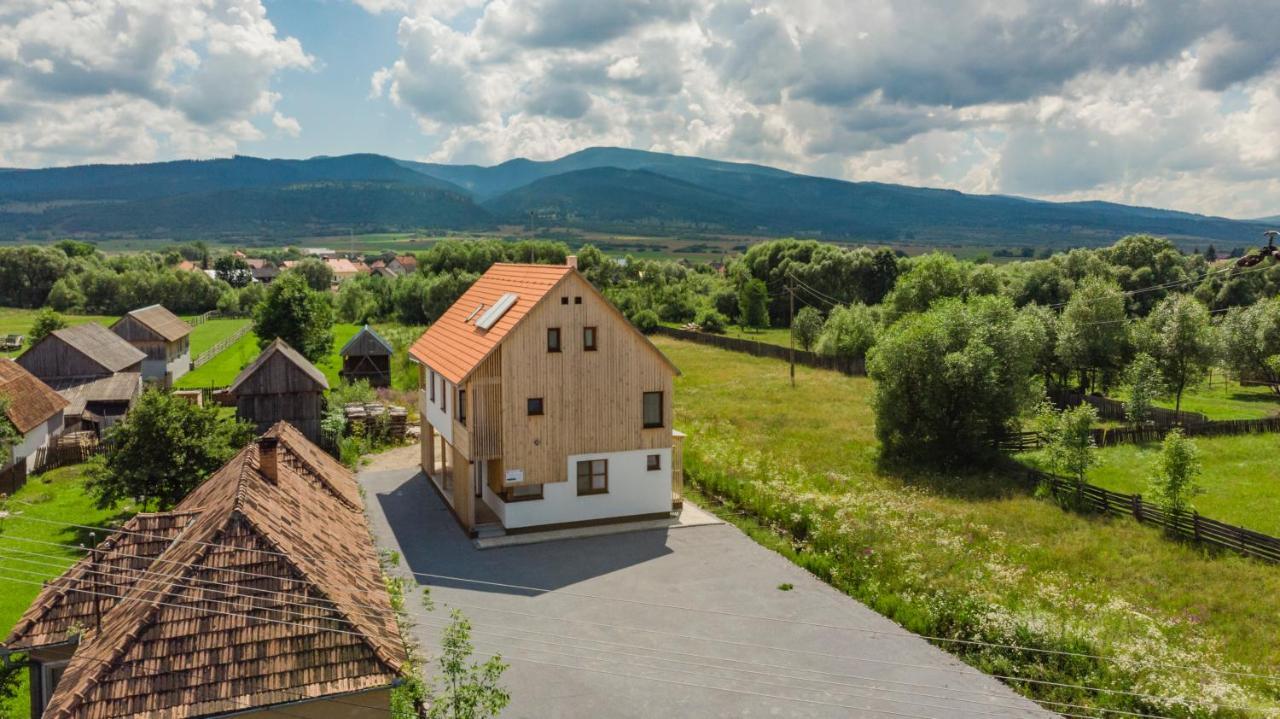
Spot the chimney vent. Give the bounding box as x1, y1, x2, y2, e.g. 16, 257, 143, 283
566, 255, 577, 269
258, 436, 279, 484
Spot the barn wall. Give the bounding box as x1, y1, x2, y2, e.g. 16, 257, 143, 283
17, 338, 109, 380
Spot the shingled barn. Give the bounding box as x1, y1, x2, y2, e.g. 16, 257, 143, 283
16, 323, 144, 433
339, 325, 394, 387
110, 304, 192, 387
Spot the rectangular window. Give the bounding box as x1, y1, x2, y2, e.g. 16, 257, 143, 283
576, 459, 608, 495
457, 389, 466, 425
642, 391, 664, 428
440, 378, 447, 413
429, 370, 436, 403
560, 297, 568, 305
527, 397, 544, 416
40, 661, 68, 713
574, 296, 582, 304
504, 484, 544, 502
647, 454, 661, 471
583, 326, 597, 351
547, 327, 561, 353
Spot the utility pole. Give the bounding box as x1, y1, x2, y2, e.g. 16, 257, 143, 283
788, 276, 796, 387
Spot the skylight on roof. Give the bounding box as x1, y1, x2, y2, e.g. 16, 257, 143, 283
475, 293, 518, 330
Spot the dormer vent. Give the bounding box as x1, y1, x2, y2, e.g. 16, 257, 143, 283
475, 293, 518, 330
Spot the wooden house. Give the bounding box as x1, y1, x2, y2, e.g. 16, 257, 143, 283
340, 325, 394, 387
409, 256, 683, 535
2, 423, 406, 719
110, 304, 192, 387
0, 358, 67, 479
228, 339, 329, 442
16, 323, 144, 433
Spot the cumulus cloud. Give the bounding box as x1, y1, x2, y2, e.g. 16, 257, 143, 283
0, 0, 311, 166
365, 0, 1280, 217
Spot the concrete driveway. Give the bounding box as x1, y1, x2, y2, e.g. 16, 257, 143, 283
359, 451, 1052, 719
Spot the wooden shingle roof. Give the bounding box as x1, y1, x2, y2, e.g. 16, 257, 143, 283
0, 358, 68, 433
5, 422, 406, 718
228, 338, 329, 394
341, 325, 394, 358
409, 263, 573, 383
117, 304, 191, 342
46, 323, 146, 373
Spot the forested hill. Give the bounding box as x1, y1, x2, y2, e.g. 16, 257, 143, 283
0, 148, 1270, 246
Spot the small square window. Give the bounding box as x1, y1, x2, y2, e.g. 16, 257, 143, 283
560, 297, 568, 305
647, 454, 661, 471
547, 327, 561, 352
576, 459, 608, 495
642, 391, 664, 428
527, 397, 544, 416
574, 296, 582, 304
583, 326, 597, 351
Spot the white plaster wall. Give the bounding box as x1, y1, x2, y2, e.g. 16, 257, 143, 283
141, 358, 168, 384
492, 447, 672, 529
422, 367, 454, 445
167, 347, 190, 384
482, 483, 508, 526
5, 412, 61, 473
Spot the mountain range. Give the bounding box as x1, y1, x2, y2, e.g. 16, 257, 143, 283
0, 147, 1271, 248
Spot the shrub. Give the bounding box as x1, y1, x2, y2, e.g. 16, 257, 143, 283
631, 309, 660, 333
28, 308, 67, 343
1148, 429, 1202, 517
695, 309, 728, 334
1125, 353, 1163, 425
1034, 402, 1099, 488
791, 306, 823, 351
815, 303, 877, 360
868, 295, 1038, 466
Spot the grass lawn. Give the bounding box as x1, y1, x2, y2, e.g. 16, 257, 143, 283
0, 465, 139, 719
1061, 435, 1280, 536
370, 323, 424, 392
662, 321, 796, 349
174, 323, 361, 390
316, 323, 360, 387
1114, 379, 1280, 420
186, 318, 251, 358
658, 336, 1280, 715
0, 308, 117, 357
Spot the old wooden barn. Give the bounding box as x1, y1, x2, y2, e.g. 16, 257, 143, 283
110, 304, 192, 387
16, 323, 144, 433
228, 338, 329, 442
339, 325, 394, 387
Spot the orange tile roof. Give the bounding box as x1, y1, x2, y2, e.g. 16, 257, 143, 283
326, 258, 360, 275
0, 358, 68, 434
409, 263, 573, 383
5, 422, 406, 718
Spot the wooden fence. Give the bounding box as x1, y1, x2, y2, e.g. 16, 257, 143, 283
191, 322, 253, 369
31, 432, 112, 474
1009, 415, 1280, 450
1030, 470, 1280, 563
652, 326, 867, 376
0, 460, 27, 496
1050, 388, 1209, 427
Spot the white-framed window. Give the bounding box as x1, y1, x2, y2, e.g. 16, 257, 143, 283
40, 660, 69, 712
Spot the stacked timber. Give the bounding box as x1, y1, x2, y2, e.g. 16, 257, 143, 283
343, 402, 408, 439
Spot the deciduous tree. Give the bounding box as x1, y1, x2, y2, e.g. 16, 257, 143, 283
738, 279, 769, 331
426, 610, 510, 719
1148, 429, 1202, 517
1055, 276, 1129, 393
791, 306, 823, 351
253, 272, 334, 362
1139, 294, 1214, 414
28, 308, 67, 343
89, 390, 255, 509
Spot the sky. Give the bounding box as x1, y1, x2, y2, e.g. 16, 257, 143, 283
1, 0, 1278, 219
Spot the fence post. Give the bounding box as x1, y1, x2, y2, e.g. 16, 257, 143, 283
1193, 511, 1200, 542
1132, 493, 1142, 522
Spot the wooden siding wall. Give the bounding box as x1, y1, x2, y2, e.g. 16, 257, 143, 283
468, 350, 503, 460
16, 338, 115, 380
233, 353, 327, 442
111, 316, 188, 361
451, 444, 473, 530
498, 272, 675, 487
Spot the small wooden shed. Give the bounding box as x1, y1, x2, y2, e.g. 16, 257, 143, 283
228, 339, 329, 442
339, 325, 394, 387
110, 304, 192, 387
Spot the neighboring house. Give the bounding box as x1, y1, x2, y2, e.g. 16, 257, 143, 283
251, 262, 279, 284
16, 323, 144, 433
326, 258, 361, 283
374, 265, 401, 279
0, 358, 67, 474
175, 260, 201, 272
387, 254, 417, 275
110, 304, 192, 387
228, 339, 329, 442
340, 325, 394, 387
1, 422, 407, 719
409, 257, 684, 535
352, 260, 373, 275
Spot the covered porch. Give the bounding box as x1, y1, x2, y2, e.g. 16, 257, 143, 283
421, 426, 500, 536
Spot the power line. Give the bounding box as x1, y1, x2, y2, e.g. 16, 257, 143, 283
5, 512, 1278, 685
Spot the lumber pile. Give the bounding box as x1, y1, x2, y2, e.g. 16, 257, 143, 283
343, 402, 408, 439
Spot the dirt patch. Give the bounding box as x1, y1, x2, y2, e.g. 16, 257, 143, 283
360, 443, 420, 473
